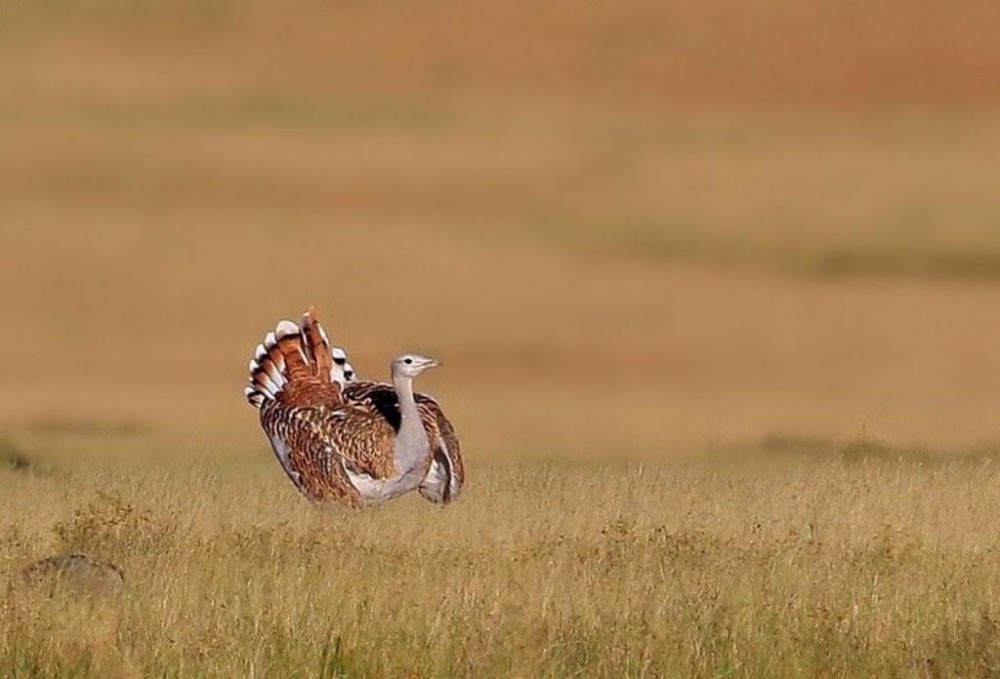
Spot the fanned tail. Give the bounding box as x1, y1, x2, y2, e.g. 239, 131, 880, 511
302, 307, 356, 384
245, 308, 356, 409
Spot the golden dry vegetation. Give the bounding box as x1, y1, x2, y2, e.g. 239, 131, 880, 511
6, 434, 1000, 677
2, 0, 1000, 676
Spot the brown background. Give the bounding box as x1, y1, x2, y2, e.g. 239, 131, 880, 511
3, 0, 999, 456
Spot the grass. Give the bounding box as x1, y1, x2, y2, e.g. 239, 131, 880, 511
4, 432, 1000, 677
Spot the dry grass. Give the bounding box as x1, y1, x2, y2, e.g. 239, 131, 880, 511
4, 430, 1000, 677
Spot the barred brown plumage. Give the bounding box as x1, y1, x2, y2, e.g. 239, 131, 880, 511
245, 308, 464, 506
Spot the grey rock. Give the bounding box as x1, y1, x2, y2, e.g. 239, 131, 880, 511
20, 553, 125, 595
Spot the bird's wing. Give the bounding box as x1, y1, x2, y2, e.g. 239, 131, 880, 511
326, 405, 399, 480
261, 402, 399, 505
260, 404, 360, 505
342, 381, 401, 428
416, 394, 465, 504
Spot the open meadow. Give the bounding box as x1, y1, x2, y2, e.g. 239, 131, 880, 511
3, 0, 1000, 676
5, 433, 1000, 677
4, 432, 1000, 677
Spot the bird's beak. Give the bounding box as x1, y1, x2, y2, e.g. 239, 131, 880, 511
424, 358, 444, 369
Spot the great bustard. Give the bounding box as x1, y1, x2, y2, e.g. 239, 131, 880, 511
245, 308, 464, 507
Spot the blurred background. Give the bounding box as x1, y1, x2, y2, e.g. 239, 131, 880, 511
2, 0, 999, 458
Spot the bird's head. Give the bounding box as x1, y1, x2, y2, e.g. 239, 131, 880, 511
391, 353, 443, 379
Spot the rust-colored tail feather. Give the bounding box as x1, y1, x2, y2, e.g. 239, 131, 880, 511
302, 307, 333, 381
274, 321, 312, 382
245, 309, 356, 409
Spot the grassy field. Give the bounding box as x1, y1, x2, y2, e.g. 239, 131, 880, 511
3, 0, 1000, 676
4, 431, 1000, 677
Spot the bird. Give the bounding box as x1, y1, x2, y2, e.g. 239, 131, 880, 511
245, 308, 464, 507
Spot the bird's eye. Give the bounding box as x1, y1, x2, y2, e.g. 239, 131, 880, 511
404, 358, 413, 365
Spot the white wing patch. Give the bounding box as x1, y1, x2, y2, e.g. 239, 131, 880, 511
420, 459, 450, 502
342, 466, 391, 501
267, 433, 302, 490
419, 440, 460, 504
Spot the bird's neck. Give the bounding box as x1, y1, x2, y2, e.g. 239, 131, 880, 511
393, 376, 420, 422
392, 375, 429, 479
